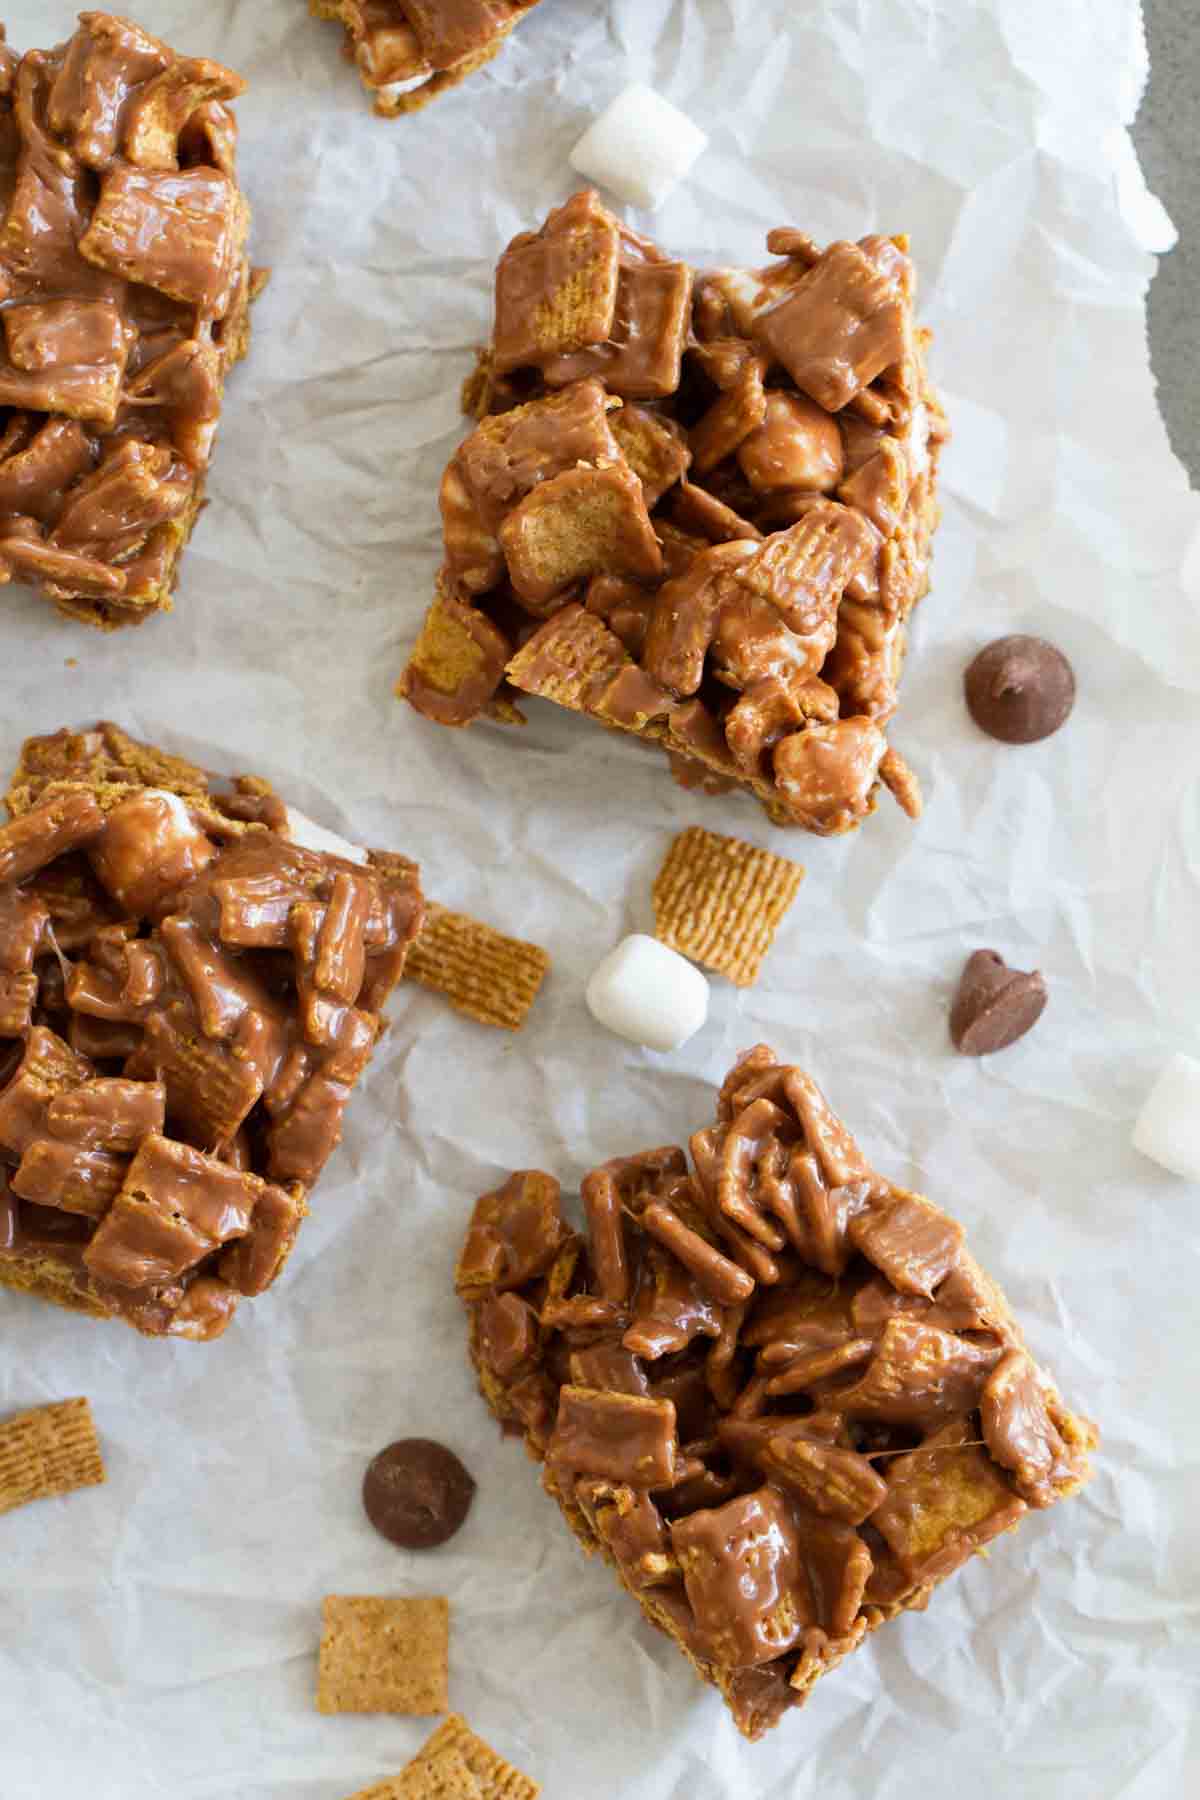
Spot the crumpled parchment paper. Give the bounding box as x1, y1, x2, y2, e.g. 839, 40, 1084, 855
1, 4, 1198, 1797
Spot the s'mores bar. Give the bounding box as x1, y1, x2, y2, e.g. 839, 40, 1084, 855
400, 193, 948, 836
311, 2, 544, 117
0, 723, 424, 1340
456, 1047, 1097, 1739
0, 14, 260, 627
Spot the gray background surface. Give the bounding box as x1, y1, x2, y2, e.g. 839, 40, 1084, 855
1134, 0, 1198, 485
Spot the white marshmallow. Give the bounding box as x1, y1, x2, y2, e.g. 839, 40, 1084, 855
1132, 1053, 1200, 1182
586, 933, 709, 1053
904, 401, 931, 479
375, 72, 432, 106
283, 805, 368, 867
569, 83, 708, 212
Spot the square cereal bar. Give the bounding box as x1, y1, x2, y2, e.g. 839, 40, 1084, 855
457, 1046, 1097, 1741
311, 2, 545, 118
317, 1595, 449, 1715
0, 1396, 105, 1515
0, 722, 424, 1342
400, 194, 948, 837
0, 15, 259, 628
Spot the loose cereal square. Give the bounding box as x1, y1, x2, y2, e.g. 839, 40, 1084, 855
317, 1596, 450, 1717
400, 1715, 541, 1800
0, 1396, 105, 1515
405, 902, 548, 1031
652, 826, 805, 987
345, 1749, 482, 1798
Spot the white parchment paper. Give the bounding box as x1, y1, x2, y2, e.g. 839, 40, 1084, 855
1, 3, 1198, 1796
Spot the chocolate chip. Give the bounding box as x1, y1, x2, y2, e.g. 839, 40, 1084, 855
964, 636, 1075, 744
362, 1439, 476, 1550
950, 950, 1048, 1055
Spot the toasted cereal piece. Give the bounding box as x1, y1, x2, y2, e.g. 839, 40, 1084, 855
652, 826, 804, 987
405, 903, 548, 1031
499, 463, 663, 609
402, 1714, 541, 1800
458, 378, 623, 528
669, 479, 762, 545
878, 744, 922, 819
505, 605, 629, 712
609, 403, 691, 507
456, 1170, 566, 1299
0, 1396, 105, 1515
870, 1418, 1028, 1584
542, 258, 695, 401
397, 580, 512, 727
0, 1247, 116, 1322
346, 1749, 483, 1798
80, 166, 248, 311
493, 191, 621, 376
4, 721, 209, 819
689, 356, 768, 475
753, 239, 909, 413
317, 1595, 449, 1716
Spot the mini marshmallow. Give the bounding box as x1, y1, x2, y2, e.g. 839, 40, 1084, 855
283, 805, 368, 867
569, 83, 708, 212
1132, 1053, 1200, 1182
586, 933, 709, 1053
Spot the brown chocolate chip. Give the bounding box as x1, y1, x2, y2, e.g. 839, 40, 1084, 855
950, 950, 1048, 1055
362, 1439, 476, 1550
964, 635, 1075, 744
